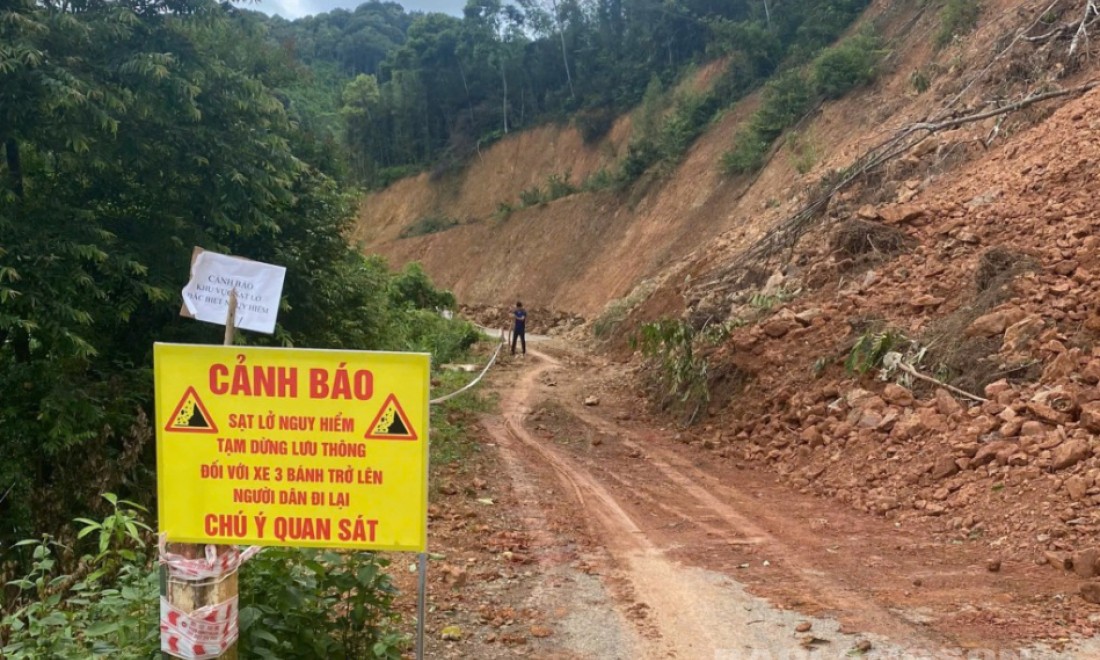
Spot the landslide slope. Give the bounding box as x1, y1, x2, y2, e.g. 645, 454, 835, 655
353, 0, 1088, 323
352, 0, 1100, 639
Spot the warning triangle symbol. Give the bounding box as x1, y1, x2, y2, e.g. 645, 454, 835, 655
165, 386, 219, 434
365, 393, 418, 441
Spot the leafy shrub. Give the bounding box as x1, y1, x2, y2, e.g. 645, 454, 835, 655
239, 548, 404, 659
1, 495, 158, 659
371, 164, 422, 189
721, 129, 769, 175
496, 201, 515, 219
582, 167, 614, 192
390, 262, 456, 311
574, 105, 617, 144
631, 318, 711, 422
1, 497, 406, 660
845, 329, 904, 374
752, 70, 814, 142
518, 186, 547, 207
936, 0, 981, 48
721, 71, 813, 176
786, 131, 818, 174
545, 170, 577, 199
910, 68, 932, 93
812, 32, 883, 99
398, 215, 459, 238
616, 138, 660, 184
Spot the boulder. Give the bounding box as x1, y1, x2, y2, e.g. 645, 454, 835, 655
1052, 439, 1090, 471
935, 389, 963, 416
1081, 582, 1100, 605
884, 383, 914, 406
1066, 476, 1089, 501
972, 441, 1015, 467
1075, 548, 1100, 579
932, 455, 960, 480
1081, 402, 1100, 433
966, 308, 1027, 338
1002, 315, 1044, 353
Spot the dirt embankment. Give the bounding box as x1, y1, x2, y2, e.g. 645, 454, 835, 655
369, 0, 1100, 651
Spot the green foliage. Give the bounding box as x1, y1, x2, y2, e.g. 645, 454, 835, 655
910, 68, 932, 93
616, 139, 661, 184
0, 0, 476, 542
2, 498, 405, 659
574, 105, 617, 144
721, 70, 813, 175
812, 31, 884, 99
786, 131, 819, 174
581, 167, 614, 192
318, 0, 872, 186
516, 171, 577, 208
519, 185, 547, 207
631, 318, 712, 422
936, 0, 981, 48
748, 288, 796, 312
239, 548, 404, 659
429, 365, 496, 465
845, 329, 904, 374
721, 129, 771, 175
398, 215, 459, 238
545, 170, 577, 199
1, 539, 159, 659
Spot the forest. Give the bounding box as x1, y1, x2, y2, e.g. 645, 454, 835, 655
1, 0, 882, 654
259, 0, 874, 185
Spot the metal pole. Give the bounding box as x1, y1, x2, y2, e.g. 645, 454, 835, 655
416, 551, 427, 660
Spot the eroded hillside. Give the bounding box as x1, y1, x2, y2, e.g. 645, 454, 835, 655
351, 0, 1100, 643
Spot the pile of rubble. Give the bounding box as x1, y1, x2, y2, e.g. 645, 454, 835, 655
695, 87, 1100, 580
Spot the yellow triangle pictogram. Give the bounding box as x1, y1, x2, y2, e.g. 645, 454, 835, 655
165, 386, 218, 434
365, 393, 417, 441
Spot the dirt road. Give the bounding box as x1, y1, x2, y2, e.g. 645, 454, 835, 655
408, 338, 1100, 659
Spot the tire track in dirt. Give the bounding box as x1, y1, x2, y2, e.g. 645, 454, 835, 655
490, 345, 941, 658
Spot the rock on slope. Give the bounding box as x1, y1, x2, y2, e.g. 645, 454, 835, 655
691, 84, 1100, 593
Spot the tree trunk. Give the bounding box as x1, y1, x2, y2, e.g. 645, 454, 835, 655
5, 138, 24, 199
549, 0, 576, 99
501, 57, 509, 134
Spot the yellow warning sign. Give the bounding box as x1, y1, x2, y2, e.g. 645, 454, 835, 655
165, 386, 219, 434
365, 393, 417, 441
155, 343, 430, 551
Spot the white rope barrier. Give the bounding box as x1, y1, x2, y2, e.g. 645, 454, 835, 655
429, 334, 505, 405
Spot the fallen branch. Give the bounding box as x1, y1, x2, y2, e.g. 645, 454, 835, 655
895, 361, 988, 403
906, 80, 1100, 134
694, 78, 1098, 298
1070, 0, 1100, 56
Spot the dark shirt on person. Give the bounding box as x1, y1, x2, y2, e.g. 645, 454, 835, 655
514, 308, 527, 332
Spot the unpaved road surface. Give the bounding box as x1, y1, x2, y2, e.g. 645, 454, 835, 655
400, 339, 1100, 658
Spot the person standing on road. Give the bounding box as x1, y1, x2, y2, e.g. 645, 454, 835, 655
512, 301, 527, 356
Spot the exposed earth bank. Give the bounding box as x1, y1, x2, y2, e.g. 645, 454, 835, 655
394, 338, 1100, 658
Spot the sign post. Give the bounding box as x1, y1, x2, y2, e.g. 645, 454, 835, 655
160, 249, 430, 659
156, 344, 430, 657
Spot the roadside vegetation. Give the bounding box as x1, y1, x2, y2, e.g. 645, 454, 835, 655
0, 0, 484, 652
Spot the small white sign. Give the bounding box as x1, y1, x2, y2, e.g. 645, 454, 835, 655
181, 249, 286, 334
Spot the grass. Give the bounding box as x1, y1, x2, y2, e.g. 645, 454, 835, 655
429, 361, 497, 465
399, 215, 459, 238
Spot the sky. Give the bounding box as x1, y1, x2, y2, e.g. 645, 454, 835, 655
245, 0, 465, 20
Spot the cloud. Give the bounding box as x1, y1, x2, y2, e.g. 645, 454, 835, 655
242, 0, 465, 19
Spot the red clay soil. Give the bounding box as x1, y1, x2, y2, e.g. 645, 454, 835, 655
373, 1, 1100, 654
394, 340, 1100, 658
